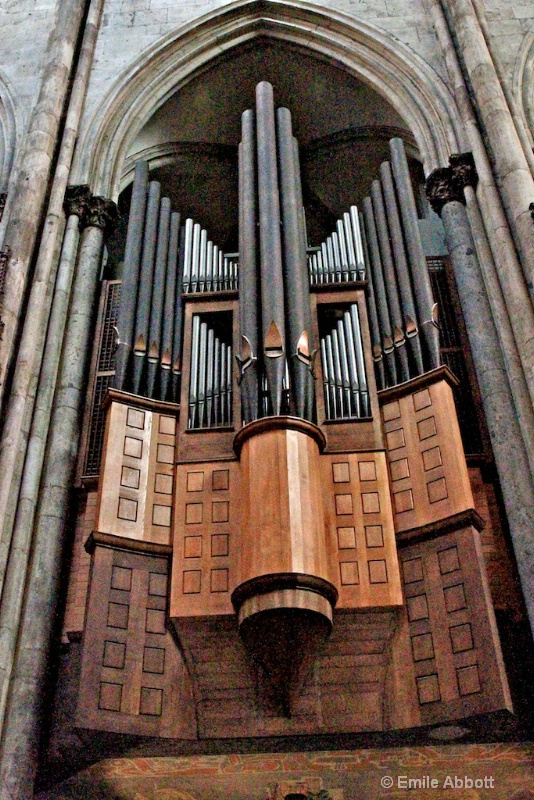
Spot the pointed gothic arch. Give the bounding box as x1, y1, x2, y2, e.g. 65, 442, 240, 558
73, 0, 463, 198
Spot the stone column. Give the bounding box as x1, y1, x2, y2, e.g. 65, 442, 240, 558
0, 186, 91, 736
425, 0, 534, 433
0, 196, 117, 800
0, 0, 90, 396
426, 165, 534, 634
440, 0, 534, 295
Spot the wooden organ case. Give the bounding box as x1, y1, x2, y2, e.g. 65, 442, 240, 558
76, 82, 512, 742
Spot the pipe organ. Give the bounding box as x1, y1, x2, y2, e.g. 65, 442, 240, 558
76, 82, 512, 740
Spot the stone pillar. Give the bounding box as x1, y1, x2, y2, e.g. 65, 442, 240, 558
0, 187, 90, 735
0, 0, 90, 396
426, 0, 534, 405
0, 196, 117, 800
426, 165, 534, 634
440, 0, 534, 296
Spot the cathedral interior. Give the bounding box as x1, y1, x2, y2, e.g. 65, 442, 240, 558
0, 2, 533, 799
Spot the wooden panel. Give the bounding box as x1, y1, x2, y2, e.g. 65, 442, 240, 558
76, 544, 195, 738
95, 401, 177, 546
321, 452, 403, 609
170, 461, 239, 618
381, 375, 474, 534
399, 527, 512, 725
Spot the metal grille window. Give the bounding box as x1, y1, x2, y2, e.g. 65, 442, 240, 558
82, 280, 121, 477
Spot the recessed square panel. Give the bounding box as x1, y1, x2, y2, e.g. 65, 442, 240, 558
368, 559, 387, 584
184, 536, 203, 558
386, 428, 405, 451
159, 415, 176, 435
154, 473, 173, 495
407, 594, 429, 622
411, 633, 435, 662
143, 646, 165, 675
118, 497, 138, 522
212, 501, 229, 523
152, 504, 171, 527
157, 443, 174, 464
422, 446, 442, 471
126, 408, 145, 430
450, 623, 474, 653
212, 469, 229, 491
121, 466, 140, 489
402, 557, 423, 584
107, 602, 129, 629
337, 526, 356, 550
148, 572, 167, 597
413, 388, 432, 412
365, 525, 384, 548
103, 640, 126, 669
427, 477, 448, 503
99, 682, 122, 712
187, 471, 204, 492
332, 462, 350, 483
139, 686, 163, 716
340, 561, 359, 585
382, 401, 401, 422
185, 503, 203, 524
393, 489, 414, 513
362, 492, 380, 514
438, 546, 460, 575
335, 494, 353, 515
389, 457, 410, 482
444, 583, 467, 613
457, 664, 481, 696
111, 565, 132, 591
417, 674, 441, 704
145, 608, 166, 634
358, 461, 377, 482
124, 436, 142, 458
210, 568, 229, 593
417, 416, 437, 441
183, 570, 201, 594
211, 534, 229, 557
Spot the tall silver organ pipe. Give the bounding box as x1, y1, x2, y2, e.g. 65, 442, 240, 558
256, 81, 286, 415
161, 211, 180, 401
320, 304, 370, 420
188, 315, 233, 429
147, 196, 171, 398
114, 161, 148, 390
238, 110, 259, 423
277, 106, 314, 420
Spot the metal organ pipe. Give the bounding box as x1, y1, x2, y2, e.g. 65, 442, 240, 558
256, 81, 286, 415
276, 106, 314, 420
114, 161, 148, 390
133, 180, 161, 394
147, 196, 171, 398
161, 211, 180, 401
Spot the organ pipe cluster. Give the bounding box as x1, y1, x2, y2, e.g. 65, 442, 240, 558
320, 304, 369, 420
362, 139, 440, 390
182, 217, 238, 293
188, 315, 233, 428
308, 207, 366, 285
237, 82, 314, 424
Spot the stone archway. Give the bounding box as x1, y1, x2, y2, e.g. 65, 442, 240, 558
72, 0, 463, 199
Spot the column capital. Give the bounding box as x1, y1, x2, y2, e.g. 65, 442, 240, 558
81, 196, 119, 238
63, 184, 91, 219
425, 152, 479, 216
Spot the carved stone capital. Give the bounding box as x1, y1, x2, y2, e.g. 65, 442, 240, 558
81, 196, 119, 238
0, 192, 6, 222
64, 184, 91, 219
449, 152, 478, 191
425, 167, 464, 216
